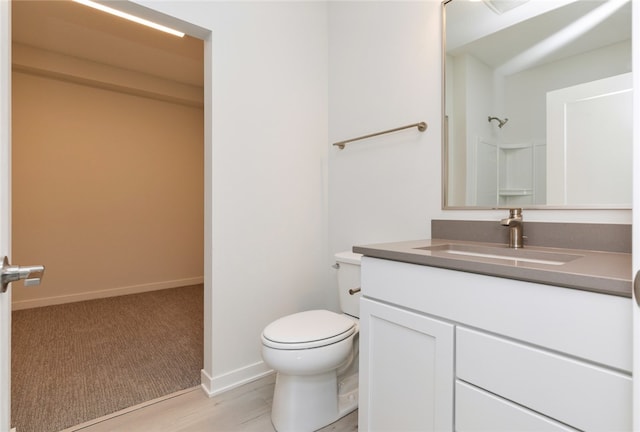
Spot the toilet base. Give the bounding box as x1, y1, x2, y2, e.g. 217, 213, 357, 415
271, 371, 358, 432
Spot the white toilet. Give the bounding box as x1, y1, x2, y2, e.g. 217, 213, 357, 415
261, 251, 362, 432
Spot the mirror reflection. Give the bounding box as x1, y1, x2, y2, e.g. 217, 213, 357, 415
443, 0, 632, 209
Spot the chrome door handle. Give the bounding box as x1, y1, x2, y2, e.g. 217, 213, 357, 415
1, 256, 45, 293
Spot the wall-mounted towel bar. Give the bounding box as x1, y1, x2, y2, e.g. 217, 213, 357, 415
332, 121, 427, 150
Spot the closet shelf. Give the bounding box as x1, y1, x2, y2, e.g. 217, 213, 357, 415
499, 189, 533, 196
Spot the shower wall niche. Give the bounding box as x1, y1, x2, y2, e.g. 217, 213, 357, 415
498, 140, 546, 206
474, 137, 546, 207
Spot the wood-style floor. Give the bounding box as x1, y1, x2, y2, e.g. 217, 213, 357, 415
61, 373, 358, 432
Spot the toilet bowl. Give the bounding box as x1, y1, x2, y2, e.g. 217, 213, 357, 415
261, 251, 362, 432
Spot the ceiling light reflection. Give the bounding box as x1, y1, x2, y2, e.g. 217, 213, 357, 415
72, 0, 185, 38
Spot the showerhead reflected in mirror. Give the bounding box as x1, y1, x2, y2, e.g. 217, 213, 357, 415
442, 0, 632, 209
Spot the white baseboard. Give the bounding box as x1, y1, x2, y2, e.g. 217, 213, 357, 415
11, 277, 204, 310
201, 361, 273, 398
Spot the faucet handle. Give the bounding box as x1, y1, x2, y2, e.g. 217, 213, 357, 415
509, 208, 523, 218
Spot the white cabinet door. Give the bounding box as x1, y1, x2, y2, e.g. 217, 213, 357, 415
359, 298, 454, 432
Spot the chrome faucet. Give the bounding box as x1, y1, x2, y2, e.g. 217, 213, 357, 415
500, 208, 524, 248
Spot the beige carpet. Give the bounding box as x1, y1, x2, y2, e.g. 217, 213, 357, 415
11, 285, 204, 432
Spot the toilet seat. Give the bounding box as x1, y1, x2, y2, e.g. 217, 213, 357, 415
262, 310, 356, 350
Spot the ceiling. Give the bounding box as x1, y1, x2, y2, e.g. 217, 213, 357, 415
11, 0, 204, 87
447, 0, 631, 72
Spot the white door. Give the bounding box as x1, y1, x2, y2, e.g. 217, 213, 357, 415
0, 4, 43, 430
1, 0, 12, 430
547, 73, 633, 206
633, 2, 640, 431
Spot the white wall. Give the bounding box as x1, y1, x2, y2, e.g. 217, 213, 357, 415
11, 46, 204, 310
130, 1, 330, 394
129, 0, 633, 396
328, 1, 439, 252
328, 1, 629, 250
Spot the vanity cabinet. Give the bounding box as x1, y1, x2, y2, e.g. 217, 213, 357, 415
358, 257, 632, 431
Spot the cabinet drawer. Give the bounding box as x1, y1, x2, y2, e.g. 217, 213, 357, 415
456, 327, 631, 431
456, 381, 578, 432
362, 258, 631, 372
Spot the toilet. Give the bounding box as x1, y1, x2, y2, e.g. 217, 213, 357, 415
261, 251, 362, 432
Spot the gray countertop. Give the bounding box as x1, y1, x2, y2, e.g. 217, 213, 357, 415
353, 239, 632, 298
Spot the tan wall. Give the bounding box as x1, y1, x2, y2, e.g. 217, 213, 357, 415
11, 47, 204, 309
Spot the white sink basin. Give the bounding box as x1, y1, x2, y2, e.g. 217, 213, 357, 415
416, 244, 583, 266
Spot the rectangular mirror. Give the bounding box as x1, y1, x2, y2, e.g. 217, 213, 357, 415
442, 0, 632, 209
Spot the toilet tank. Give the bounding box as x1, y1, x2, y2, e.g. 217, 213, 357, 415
335, 251, 362, 318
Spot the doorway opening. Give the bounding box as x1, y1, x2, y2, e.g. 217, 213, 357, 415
10, 1, 207, 430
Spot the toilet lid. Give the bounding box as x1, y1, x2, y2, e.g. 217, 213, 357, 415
262, 310, 356, 350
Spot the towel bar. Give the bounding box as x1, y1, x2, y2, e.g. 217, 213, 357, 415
333, 121, 427, 150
